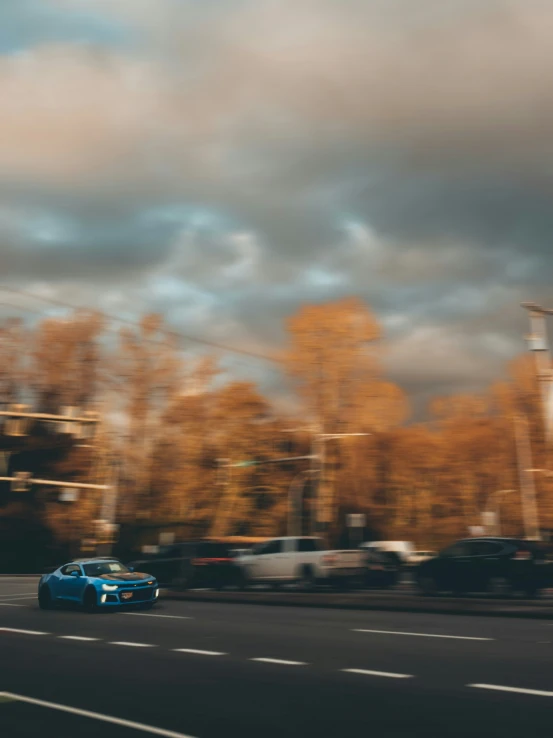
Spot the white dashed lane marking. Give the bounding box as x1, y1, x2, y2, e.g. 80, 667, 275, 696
109, 641, 156, 648
0, 594, 37, 602
119, 613, 193, 620
173, 648, 226, 656
0, 593, 36, 598
342, 669, 413, 679
250, 658, 307, 666
469, 683, 553, 698
353, 629, 494, 641
59, 636, 99, 642
0, 692, 198, 738
0, 627, 49, 635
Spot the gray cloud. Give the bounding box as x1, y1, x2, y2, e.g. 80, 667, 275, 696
1, 0, 552, 414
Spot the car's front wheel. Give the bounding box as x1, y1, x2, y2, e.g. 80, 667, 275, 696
38, 585, 52, 610
83, 587, 98, 612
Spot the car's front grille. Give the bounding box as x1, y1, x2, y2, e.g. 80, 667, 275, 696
119, 587, 153, 602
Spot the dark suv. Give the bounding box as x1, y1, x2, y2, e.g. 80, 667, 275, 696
416, 537, 553, 598
129, 540, 240, 590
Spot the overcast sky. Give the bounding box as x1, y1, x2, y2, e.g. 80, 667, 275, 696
1, 0, 552, 416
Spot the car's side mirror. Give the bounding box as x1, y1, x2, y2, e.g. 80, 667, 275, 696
128, 566, 135, 572
70, 570, 80, 578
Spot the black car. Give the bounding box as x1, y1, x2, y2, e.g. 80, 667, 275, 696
129, 540, 241, 590
416, 537, 552, 598
362, 549, 400, 588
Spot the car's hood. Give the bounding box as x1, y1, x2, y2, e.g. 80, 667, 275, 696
97, 572, 154, 583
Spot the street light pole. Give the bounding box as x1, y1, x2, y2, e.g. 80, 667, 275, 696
280, 429, 370, 538
312, 433, 370, 536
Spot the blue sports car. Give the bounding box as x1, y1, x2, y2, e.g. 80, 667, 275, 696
38, 558, 159, 611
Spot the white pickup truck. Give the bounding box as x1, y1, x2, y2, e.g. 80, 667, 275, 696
237, 536, 365, 590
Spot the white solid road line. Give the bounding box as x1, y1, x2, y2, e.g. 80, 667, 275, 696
59, 636, 100, 642
0, 603, 23, 607
353, 629, 494, 641
0, 692, 198, 738
109, 641, 156, 648
173, 648, 226, 656
251, 658, 307, 666
0, 595, 37, 601
119, 613, 193, 620
0, 592, 36, 598
342, 669, 413, 679
0, 627, 49, 636
469, 683, 553, 698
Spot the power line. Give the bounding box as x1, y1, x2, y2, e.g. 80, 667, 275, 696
0, 285, 280, 364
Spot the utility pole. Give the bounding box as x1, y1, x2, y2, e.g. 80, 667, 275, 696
521, 302, 553, 444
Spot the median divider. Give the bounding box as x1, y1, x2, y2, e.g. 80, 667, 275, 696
160, 588, 553, 620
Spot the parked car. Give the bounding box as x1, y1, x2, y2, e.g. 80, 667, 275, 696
38, 557, 158, 611
230, 548, 251, 559
362, 541, 415, 566
237, 536, 365, 590
362, 549, 400, 588
406, 550, 436, 567
416, 537, 553, 597
129, 540, 241, 590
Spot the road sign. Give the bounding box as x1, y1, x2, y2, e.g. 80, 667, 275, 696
347, 513, 366, 528
59, 489, 79, 503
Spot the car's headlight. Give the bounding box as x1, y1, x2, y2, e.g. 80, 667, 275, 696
102, 584, 118, 592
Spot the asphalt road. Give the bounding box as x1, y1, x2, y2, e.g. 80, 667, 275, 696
2, 578, 553, 737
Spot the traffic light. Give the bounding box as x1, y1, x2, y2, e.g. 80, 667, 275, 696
11, 472, 32, 492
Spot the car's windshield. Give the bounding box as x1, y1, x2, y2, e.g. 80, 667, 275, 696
83, 561, 130, 577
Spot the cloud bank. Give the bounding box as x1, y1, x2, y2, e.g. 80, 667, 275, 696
1, 0, 552, 414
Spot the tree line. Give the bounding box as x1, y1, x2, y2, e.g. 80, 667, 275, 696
0, 297, 551, 564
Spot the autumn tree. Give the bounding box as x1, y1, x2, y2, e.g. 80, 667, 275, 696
0, 311, 107, 568
284, 298, 408, 541
114, 314, 182, 522
0, 318, 28, 409
30, 310, 105, 413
